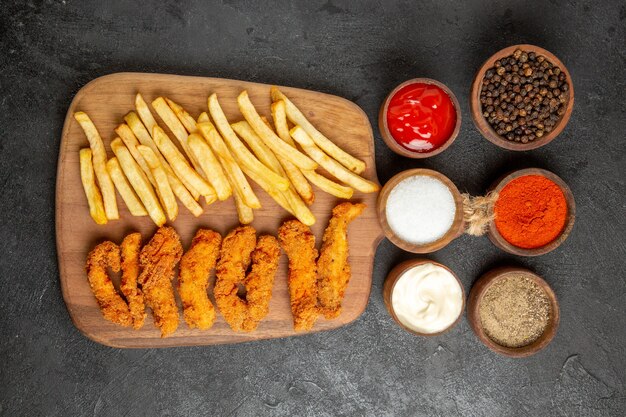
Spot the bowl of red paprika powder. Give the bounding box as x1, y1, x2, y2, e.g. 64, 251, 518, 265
379, 78, 462, 158
488, 168, 576, 256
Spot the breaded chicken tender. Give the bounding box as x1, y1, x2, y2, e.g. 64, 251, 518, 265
215, 226, 281, 331
85, 241, 132, 327
278, 220, 319, 331
120, 233, 146, 329
317, 202, 366, 318
139, 227, 182, 337
242, 235, 281, 331
178, 229, 222, 330
215, 226, 256, 330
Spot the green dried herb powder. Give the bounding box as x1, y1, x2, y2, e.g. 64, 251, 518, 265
479, 273, 551, 348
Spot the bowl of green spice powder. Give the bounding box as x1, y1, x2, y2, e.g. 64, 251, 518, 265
467, 267, 559, 357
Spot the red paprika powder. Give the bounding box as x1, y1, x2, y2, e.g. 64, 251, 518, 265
494, 175, 567, 249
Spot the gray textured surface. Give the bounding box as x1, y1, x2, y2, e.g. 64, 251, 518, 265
1, 1, 625, 416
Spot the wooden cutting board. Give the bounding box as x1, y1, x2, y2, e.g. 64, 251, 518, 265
56, 72, 382, 348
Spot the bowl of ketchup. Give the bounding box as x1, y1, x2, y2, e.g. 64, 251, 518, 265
379, 78, 461, 158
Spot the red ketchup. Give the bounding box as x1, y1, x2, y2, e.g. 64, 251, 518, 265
386, 83, 457, 153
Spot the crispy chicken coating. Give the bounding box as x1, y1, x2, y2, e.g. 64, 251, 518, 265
139, 227, 182, 337
215, 226, 281, 331
178, 229, 222, 330
242, 235, 281, 331
278, 220, 319, 331
85, 241, 132, 327
120, 233, 146, 329
317, 202, 366, 318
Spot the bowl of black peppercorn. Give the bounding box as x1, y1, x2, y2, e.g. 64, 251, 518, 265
470, 44, 574, 151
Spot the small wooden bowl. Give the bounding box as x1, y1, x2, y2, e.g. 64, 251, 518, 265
488, 168, 576, 256
377, 169, 465, 253
470, 44, 575, 151
383, 259, 465, 337
378, 78, 462, 158
467, 266, 560, 357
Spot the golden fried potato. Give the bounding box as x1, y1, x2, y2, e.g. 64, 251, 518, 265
79, 148, 107, 224
106, 157, 148, 216
237, 90, 317, 171
111, 138, 166, 226
74, 112, 118, 219
271, 87, 366, 174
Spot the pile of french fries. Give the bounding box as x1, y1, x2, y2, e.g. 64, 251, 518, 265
77, 87, 379, 227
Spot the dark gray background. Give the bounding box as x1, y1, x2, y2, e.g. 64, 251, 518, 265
1, 0, 624, 416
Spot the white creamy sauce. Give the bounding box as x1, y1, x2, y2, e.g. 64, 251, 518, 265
391, 263, 463, 334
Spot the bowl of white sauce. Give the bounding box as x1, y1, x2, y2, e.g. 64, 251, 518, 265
383, 259, 465, 336
377, 169, 465, 253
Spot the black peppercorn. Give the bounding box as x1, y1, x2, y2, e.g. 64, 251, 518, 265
479, 49, 569, 142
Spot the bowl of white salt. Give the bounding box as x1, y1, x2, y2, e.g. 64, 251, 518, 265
377, 169, 465, 253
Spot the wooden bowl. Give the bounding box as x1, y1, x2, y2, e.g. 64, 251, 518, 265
377, 169, 465, 253
383, 259, 465, 337
470, 44, 575, 151
488, 168, 576, 256
378, 78, 462, 158
467, 266, 560, 357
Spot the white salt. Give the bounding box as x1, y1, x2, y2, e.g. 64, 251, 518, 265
385, 175, 456, 245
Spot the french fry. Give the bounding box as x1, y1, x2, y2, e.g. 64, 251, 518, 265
79, 148, 107, 224
236, 91, 318, 171
232, 188, 254, 225
110, 138, 166, 226
290, 126, 379, 193
169, 176, 203, 217
260, 112, 314, 204
166, 99, 228, 205
165, 98, 198, 133
197, 111, 253, 222
271, 101, 297, 147
231, 122, 284, 173
152, 97, 204, 174
271, 100, 352, 199
240, 164, 293, 215
198, 111, 254, 223
188, 133, 232, 201
152, 125, 217, 202
74, 112, 119, 220
197, 112, 209, 123
301, 170, 354, 199
125, 111, 202, 203
207, 93, 290, 191
131, 99, 203, 215
137, 145, 178, 221
270, 101, 314, 204
196, 116, 260, 208
135, 93, 158, 135
106, 157, 148, 217
231, 121, 315, 225
115, 123, 155, 186
271, 87, 366, 174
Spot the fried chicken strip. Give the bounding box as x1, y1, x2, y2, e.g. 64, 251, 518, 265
215, 227, 281, 331
139, 227, 182, 337
215, 226, 256, 331
85, 241, 132, 327
317, 202, 366, 319
178, 229, 222, 330
242, 235, 281, 331
278, 220, 319, 331
120, 233, 146, 329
